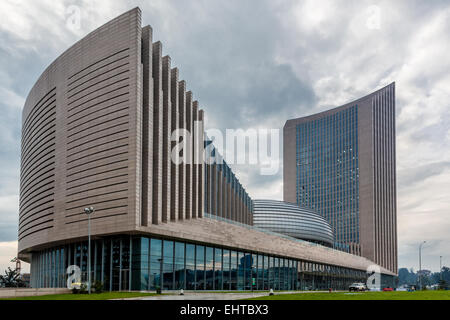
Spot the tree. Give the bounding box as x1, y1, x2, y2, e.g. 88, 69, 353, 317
438, 280, 448, 290
398, 265, 450, 288
398, 268, 417, 286
0, 267, 26, 288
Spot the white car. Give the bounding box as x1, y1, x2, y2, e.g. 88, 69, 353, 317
349, 282, 367, 292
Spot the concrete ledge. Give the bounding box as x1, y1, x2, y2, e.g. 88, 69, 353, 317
0, 288, 70, 298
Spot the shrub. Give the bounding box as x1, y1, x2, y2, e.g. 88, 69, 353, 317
71, 287, 80, 294
79, 283, 88, 294
156, 285, 162, 294
93, 280, 104, 294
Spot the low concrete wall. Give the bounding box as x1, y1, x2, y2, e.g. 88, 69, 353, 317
0, 288, 70, 298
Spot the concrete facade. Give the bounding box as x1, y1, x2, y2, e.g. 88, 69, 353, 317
0, 288, 70, 298
19, 7, 252, 258
20, 8, 144, 253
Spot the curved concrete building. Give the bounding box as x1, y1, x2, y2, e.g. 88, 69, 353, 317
253, 200, 334, 247
19, 7, 396, 291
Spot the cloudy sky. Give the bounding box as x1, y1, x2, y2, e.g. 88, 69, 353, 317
0, 0, 449, 274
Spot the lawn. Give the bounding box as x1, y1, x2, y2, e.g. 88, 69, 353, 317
1, 292, 161, 300
247, 290, 450, 300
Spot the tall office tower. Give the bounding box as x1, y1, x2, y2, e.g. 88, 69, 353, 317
284, 83, 397, 273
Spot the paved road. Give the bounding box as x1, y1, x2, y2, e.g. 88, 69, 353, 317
115, 291, 333, 300
121, 293, 265, 300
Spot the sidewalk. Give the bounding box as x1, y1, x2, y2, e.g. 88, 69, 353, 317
115, 291, 335, 300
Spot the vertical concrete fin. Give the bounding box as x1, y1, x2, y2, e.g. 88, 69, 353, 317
170, 68, 179, 222
212, 162, 217, 216
198, 109, 205, 218
151, 41, 163, 225
178, 80, 187, 220
185, 91, 193, 219
161, 55, 172, 223
191, 101, 199, 219
141, 25, 153, 227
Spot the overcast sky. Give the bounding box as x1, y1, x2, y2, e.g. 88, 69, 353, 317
0, 0, 449, 274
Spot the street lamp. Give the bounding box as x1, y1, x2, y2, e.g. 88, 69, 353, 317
440, 256, 443, 282
419, 241, 426, 290
84, 207, 95, 294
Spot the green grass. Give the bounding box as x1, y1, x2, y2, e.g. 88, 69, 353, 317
1, 292, 162, 300
247, 290, 450, 300
4, 290, 449, 300
202, 290, 286, 293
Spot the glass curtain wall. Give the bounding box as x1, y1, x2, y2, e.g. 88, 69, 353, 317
185, 244, 195, 290
162, 240, 174, 290
149, 238, 162, 290
174, 242, 185, 289
195, 245, 205, 290
214, 248, 223, 290
30, 235, 371, 291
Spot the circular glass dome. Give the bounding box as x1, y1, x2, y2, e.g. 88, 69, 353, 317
253, 200, 334, 247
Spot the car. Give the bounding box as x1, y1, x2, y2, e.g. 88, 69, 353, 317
383, 287, 394, 292
349, 283, 367, 292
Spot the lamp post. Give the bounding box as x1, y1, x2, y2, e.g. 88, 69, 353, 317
419, 241, 426, 290
440, 256, 443, 282
84, 207, 95, 294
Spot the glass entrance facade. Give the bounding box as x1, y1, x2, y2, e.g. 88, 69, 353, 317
30, 235, 381, 291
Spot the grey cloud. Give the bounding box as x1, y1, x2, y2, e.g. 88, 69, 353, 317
406, 121, 450, 144
238, 164, 282, 190
0, 224, 18, 242
398, 161, 450, 189
139, 0, 317, 131
399, 239, 450, 272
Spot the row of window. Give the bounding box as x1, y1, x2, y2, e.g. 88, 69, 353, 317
204, 141, 253, 222
295, 106, 360, 251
